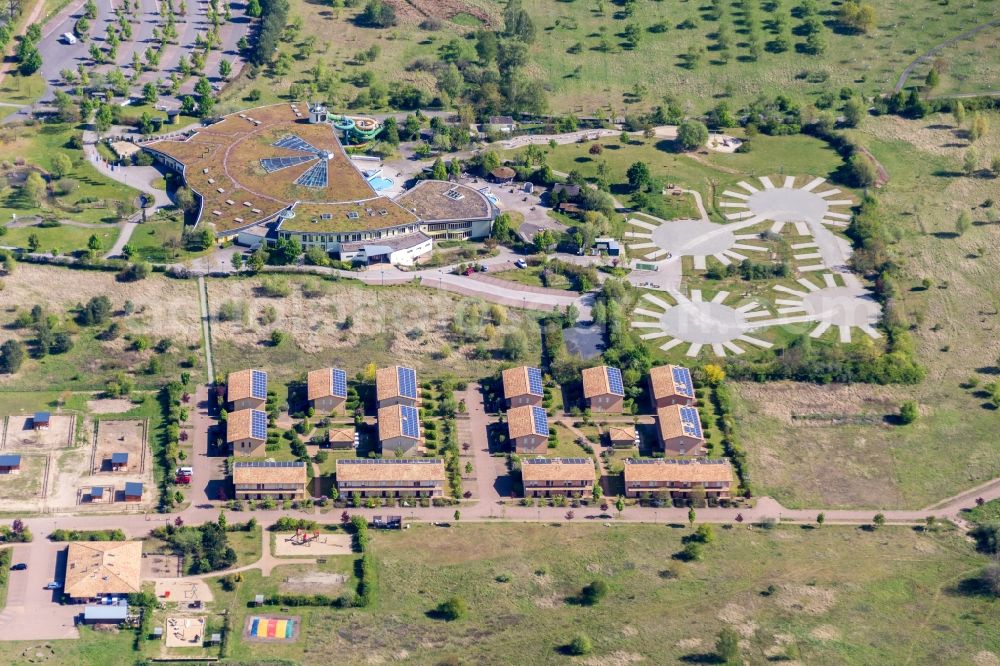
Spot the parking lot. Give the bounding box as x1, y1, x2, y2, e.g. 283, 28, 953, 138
0, 541, 79, 640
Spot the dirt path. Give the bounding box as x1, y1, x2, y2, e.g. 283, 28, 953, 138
893, 18, 1000, 94
0, 0, 46, 89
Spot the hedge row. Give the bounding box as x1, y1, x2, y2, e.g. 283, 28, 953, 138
711, 383, 751, 497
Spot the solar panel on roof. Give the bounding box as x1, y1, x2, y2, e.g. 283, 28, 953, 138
526, 367, 543, 396
295, 160, 328, 189
251, 410, 268, 440
235, 460, 304, 468
671, 366, 694, 397
260, 154, 315, 173
340, 458, 440, 465
531, 406, 549, 436
679, 406, 703, 439
397, 367, 417, 399
250, 370, 268, 400
606, 367, 624, 396
399, 405, 420, 438
272, 134, 322, 154
331, 368, 347, 398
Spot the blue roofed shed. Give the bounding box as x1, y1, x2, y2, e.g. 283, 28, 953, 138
0, 454, 21, 472
124, 482, 143, 501
32, 412, 51, 430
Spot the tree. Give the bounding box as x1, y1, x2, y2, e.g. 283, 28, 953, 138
580, 580, 608, 605
963, 149, 978, 177
23, 172, 45, 207
924, 68, 939, 90
676, 120, 708, 151
16, 42, 41, 76
626, 161, 650, 191
969, 112, 989, 142
0, 339, 25, 374
843, 97, 864, 128
219, 59, 231, 79
453, 509, 461, 521
567, 634, 593, 656
95, 104, 114, 133
899, 400, 918, 425
27, 233, 40, 252
231, 252, 243, 272
502, 329, 527, 360
703, 363, 725, 386
956, 211, 971, 236
953, 100, 966, 127
816, 512, 825, 527
716, 626, 740, 664
503, 0, 535, 43
431, 157, 447, 181
246, 0, 260, 17
50, 153, 73, 179
687, 506, 696, 527
435, 596, 467, 621
359, 0, 396, 28
615, 495, 625, 515
872, 512, 886, 528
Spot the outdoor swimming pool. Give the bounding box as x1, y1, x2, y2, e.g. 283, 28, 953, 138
368, 176, 393, 191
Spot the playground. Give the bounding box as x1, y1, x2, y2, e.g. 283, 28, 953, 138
155, 579, 214, 605
273, 531, 352, 557
243, 615, 300, 642
164, 616, 206, 648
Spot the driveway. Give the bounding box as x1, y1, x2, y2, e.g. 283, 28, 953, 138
463, 384, 510, 507
188, 384, 227, 504
0, 541, 79, 640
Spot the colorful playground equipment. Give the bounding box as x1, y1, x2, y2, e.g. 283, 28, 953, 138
288, 528, 321, 546
247, 616, 295, 640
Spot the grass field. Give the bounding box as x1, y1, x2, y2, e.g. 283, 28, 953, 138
208, 275, 543, 395
0, 265, 201, 393
0, 122, 139, 245
163, 524, 1000, 664
732, 110, 1000, 509
0, 524, 993, 664
504, 130, 846, 224
221, 1, 1000, 115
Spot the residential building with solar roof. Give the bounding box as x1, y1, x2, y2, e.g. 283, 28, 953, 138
227, 369, 268, 411
335, 458, 446, 499
142, 103, 496, 268
227, 409, 268, 457
507, 405, 550, 454
502, 366, 545, 408
655, 405, 707, 456
307, 367, 349, 413
375, 365, 420, 409
520, 457, 595, 498
581, 365, 626, 413
623, 458, 733, 500
232, 461, 308, 500
377, 404, 423, 457
649, 365, 696, 409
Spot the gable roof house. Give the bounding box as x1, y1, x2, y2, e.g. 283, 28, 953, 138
507, 405, 550, 455
232, 461, 307, 500
336, 458, 446, 498
623, 458, 734, 500
649, 365, 696, 409
375, 365, 420, 409
520, 457, 595, 498
607, 425, 639, 448
377, 404, 423, 457
228, 369, 268, 410
656, 405, 706, 457
64, 541, 143, 601
307, 367, 349, 413
502, 366, 545, 407
582, 365, 626, 413
227, 409, 268, 457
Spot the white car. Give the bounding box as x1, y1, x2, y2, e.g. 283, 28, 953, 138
61, 32, 77, 45
515, 259, 527, 269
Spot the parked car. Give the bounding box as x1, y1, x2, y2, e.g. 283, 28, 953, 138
514, 259, 527, 269
11, 563, 27, 571
45, 582, 62, 590
479, 265, 488, 272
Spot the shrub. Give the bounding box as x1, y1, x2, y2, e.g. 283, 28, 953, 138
567, 634, 593, 656
435, 596, 467, 621
579, 579, 608, 605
